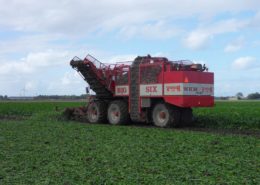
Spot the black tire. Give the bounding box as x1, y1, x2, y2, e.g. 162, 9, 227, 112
152, 103, 180, 128
107, 100, 129, 125
181, 108, 193, 126
87, 101, 107, 123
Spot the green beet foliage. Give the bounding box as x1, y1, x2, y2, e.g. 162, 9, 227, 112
0, 101, 259, 184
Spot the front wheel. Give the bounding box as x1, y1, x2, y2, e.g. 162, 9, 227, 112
152, 103, 180, 128
107, 100, 129, 125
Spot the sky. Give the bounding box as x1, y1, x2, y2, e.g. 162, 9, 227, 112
0, 0, 259, 97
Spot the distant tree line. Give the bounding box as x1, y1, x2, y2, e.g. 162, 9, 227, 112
0, 94, 88, 100
34, 94, 88, 100
0, 95, 8, 100
215, 92, 260, 100
247, 92, 260, 100
1, 92, 260, 100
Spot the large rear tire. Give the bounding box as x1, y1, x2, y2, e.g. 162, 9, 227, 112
152, 103, 180, 128
87, 101, 107, 123
107, 100, 129, 125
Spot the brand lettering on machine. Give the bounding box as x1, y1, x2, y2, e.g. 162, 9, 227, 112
115, 85, 129, 96
201, 87, 213, 93
184, 87, 198, 92
164, 83, 214, 96
140, 84, 162, 96
117, 87, 127, 93
146, 86, 157, 93
166, 85, 181, 92
183, 84, 213, 95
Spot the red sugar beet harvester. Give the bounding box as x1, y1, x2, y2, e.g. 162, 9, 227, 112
64, 54, 214, 127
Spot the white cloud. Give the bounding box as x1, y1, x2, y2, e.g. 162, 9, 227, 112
224, 36, 245, 52
231, 56, 257, 70
44, 70, 86, 95
61, 71, 82, 86
183, 10, 260, 50
0, 0, 259, 36
183, 19, 249, 50
118, 21, 181, 40
183, 31, 211, 50
0, 34, 64, 56
225, 44, 242, 53
0, 50, 70, 75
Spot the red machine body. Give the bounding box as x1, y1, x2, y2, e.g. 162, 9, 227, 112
114, 63, 214, 108
69, 54, 214, 127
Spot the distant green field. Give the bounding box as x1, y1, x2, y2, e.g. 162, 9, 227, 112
0, 101, 85, 117
194, 101, 260, 130
0, 101, 259, 184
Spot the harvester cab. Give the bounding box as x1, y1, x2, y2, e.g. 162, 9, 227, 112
64, 54, 214, 127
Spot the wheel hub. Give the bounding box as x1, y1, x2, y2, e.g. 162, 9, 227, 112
159, 111, 166, 119
112, 111, 119, 116
110, 105, 120, 122
155, 108, 169, 125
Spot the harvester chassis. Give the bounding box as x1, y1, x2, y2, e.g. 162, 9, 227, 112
64, 97, 193, 127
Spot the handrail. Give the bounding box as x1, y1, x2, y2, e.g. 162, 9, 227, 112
85, 54, 108, 69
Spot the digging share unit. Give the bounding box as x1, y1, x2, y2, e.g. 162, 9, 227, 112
64, 54, 214, 127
